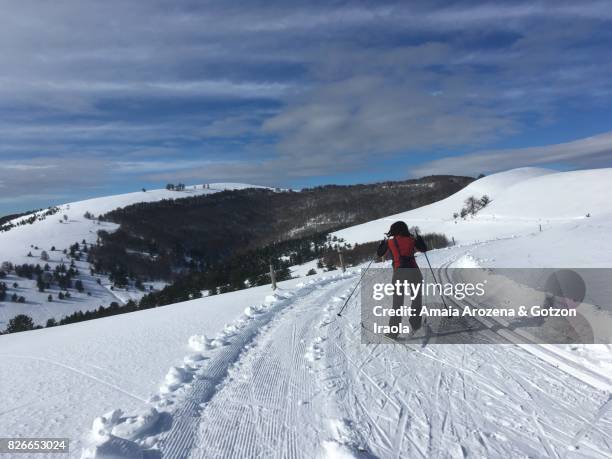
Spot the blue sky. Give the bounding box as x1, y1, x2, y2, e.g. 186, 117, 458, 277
1, 0, 612, 214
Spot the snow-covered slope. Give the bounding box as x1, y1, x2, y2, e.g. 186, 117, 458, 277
1, 167, 612, 458
0, 271, 354, 457
332, 167, 612, 245
0, 183, 265, 264
0, 183, 265, 327
1, 248, 611, 458
479, 168, 612, 219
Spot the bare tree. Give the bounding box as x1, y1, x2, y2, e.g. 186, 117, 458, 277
464, 196, 481, 215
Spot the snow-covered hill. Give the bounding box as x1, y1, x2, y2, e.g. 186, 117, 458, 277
0, 183, 266, 327
1, 167, 611, 458
479, 168, 612, 219
0, 183, 265, 264
332, 167, 612, 246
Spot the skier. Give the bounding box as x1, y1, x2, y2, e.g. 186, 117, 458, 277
376, 221, 427, 339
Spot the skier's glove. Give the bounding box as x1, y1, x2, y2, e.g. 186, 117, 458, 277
415, 235, 428, 252
376, 239, 388, 257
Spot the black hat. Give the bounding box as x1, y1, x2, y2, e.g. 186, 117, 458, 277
386, 221, 411, 237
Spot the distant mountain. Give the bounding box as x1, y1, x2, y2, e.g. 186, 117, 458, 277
90, 175, 474, 281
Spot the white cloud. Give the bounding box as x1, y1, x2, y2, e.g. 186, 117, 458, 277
0, 163, 56, 171
411, 131, 612, 176
0, 193, 68, 205
1, 0, 612, 212
0, 157, 109, 198
264, 53, 517, 164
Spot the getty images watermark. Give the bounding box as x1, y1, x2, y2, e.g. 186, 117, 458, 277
361, 268, 611, 344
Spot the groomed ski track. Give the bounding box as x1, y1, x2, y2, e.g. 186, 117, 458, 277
157, 268, 612, 458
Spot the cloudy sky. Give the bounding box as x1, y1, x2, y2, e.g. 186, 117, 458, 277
1, 0, 612, 214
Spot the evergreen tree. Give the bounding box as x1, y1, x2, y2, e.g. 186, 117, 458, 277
37, 275, 45, 292
6, 314, 35, 333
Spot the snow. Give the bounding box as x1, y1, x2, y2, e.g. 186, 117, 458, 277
290, 259, 320, 277
1, 167, 612, 458
0, 272, 354, 457
0, 255, 164, 328
332, 167, 612, 246
479, 168, 612, 219
187, 334, 212, 352
0, 281, 290, 449
0, 183, 263, 326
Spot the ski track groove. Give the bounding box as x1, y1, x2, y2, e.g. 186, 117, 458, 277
324, 277, 612, 458
151, 256, 612, 459
567, 394, 612, 456
164, 277, 354, 459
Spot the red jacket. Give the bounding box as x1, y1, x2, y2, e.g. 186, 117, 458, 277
377, 235, 420, 269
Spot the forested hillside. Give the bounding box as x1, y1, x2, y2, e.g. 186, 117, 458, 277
90, 175, 473, 281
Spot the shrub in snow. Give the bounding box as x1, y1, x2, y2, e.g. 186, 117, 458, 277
456, 194, 491, 219
464, 196, 481, 215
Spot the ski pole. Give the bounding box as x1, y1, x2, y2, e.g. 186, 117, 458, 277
336, 257, 376, 317
415, 230, 449, 310
422, 250, 449, 309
